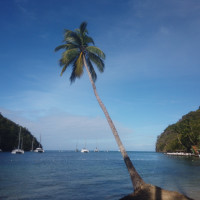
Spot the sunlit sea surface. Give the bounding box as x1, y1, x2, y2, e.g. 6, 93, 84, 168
0, 151, 200, 200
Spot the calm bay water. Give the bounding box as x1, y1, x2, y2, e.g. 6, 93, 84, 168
0, 151, 200, 200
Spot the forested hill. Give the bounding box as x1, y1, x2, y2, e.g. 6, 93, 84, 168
156, 107, 200, 153
0, 113, 41, 151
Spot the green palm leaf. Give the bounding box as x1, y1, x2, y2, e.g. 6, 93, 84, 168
59, 49, 79, 76
61, 48, 79, 64
86, 46, 105, 60
64, 29, 73, 38
79, 22, 88, 35
70, 57, 83, 82
75, 52, 84, 77
88, 52, 104, 72
55, 44, 68, 52
86, 57, 97, 82
84, 36, 95, 45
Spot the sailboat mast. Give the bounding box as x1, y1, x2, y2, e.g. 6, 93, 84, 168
31, 138, 34, 151
21, 137, 23, 149
18, 127, 21, 149
39, 134, 41, 148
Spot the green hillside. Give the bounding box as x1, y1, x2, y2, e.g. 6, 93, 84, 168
0, 113, 41, 152
156, 107, 200, 153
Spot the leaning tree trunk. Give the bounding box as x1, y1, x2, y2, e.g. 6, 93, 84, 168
83, 56, 194, 200
83, 56, 145, 190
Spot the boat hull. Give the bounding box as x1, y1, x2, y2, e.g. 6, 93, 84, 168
81, 148, 89, 153
11, 149, 24, 154
34, 148, 44, 153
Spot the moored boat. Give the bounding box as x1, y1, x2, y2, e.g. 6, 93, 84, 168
34, 147, 44, 153
81, 148, 89, 153
34, 135, 44, 153
11, 149, 24, 154
94, 147, 99, 152
11, 127, 24, 154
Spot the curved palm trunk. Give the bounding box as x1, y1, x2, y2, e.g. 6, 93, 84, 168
83, 55, 145, 190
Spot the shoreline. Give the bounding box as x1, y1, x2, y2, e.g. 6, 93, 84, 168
165, 152, 200, 157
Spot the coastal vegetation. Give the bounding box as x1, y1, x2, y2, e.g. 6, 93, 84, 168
156, 108, 200, 153
55, 22, 193, 200
0, 113, 40, 151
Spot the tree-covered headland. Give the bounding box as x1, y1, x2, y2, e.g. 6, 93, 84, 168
156, 107, 200, 153
0, 113, 41, 151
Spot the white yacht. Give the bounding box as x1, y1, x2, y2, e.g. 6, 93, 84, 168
34, 147, 44, 153
94, 147, 99, 152
81, 148, 89, 153
11, 149, 24, 154
11, 127, 24, 154
34, 135, 44, 153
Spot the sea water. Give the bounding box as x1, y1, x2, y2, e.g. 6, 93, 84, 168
0, 151, 199, 200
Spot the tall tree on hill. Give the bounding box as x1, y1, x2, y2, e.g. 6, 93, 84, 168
55, 22, 145, 191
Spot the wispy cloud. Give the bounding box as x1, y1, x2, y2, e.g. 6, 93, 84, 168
15, 0, 37, 20
1, 107, 136, 150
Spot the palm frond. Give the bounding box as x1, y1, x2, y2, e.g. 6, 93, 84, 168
70, 66, 76, 83
64, 31, 81, 46
61, 48, 79, 65
86, 46, 105, 60
86, 57, 97, 82
88, 52, 105, 72
60, 64, 69, 76
65, 43, 79, 49
70, 53, 84, 82
59, 49, 79, 76
60, 54, 78, 76
64, 29, 73, 38
84, 35, 95, 45
70, 57, 82, 83
80, 22, 88, 35
55, 44, 69, 52
75, 52, 84, 77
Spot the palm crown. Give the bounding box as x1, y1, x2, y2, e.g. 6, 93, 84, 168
55, 22, 105, 83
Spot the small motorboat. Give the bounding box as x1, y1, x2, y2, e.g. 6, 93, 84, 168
34, 147, 44, 153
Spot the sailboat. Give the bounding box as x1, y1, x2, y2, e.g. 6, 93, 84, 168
81, 148, 89, 153
94, 147, 99, 152
11, 127, 24, 154
34, 135, 44, 153
81, 142, 89, 153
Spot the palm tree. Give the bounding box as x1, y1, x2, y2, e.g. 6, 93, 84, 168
55, 22, 145, 191
55, 22, 193, 200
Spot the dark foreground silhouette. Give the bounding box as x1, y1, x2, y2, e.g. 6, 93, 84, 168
120, 184, 194, 200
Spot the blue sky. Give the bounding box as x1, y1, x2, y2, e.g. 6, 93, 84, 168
0, 0, 200, 151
